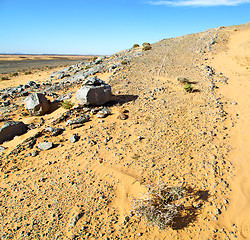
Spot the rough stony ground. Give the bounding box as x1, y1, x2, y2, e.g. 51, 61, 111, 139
0, 23, 249, 239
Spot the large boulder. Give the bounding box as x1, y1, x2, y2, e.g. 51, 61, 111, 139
25, 93, 50, 116
0, 121, 27, 144
75, 76, 112, 106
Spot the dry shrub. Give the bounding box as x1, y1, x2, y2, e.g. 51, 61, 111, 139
133, 182, 184, 229
177, 77, 189, 84
142, 45, 152, 51
133, 44, 140, 48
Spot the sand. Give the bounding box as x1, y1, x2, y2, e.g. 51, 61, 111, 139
0, 23, 249, 239
211, 28, 250, 239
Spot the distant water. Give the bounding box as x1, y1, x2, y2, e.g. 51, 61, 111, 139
0, 58, 86, 74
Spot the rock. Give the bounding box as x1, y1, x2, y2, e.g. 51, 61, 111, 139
32, 150, 38, 157
25, 93, 50, 116
2, 100, 11, 107
38, 142, 53, 150
66, 115, 90, 126
0, 121, 27, 144
45, 127, 64, 136
68, 211, 84, 226
117, 112, 127, 120
75, 76, 112, 106
26, 81, 37, 87
0, 146, 6, 152
215, 208, 221, 215
69, 134, 80, 143
96, 107, 111, 118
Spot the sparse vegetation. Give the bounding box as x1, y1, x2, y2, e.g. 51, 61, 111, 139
88, 56, 98, 62
131, 154, 140, 160
142, 45, 152, 51
1, 76, 10, 81
85, 65, 93, 70
25, 71, 32, 75
133, 182, 184, 229
60, 100, 75, 110
10, 72, 19, 77
133, 44, 140, 48
177, 77, 189, 84
121, 60, 128, 65
142, 42, 150, 46
183, 82, 193, 93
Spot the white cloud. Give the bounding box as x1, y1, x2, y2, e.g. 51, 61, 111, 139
147, 0, 250, 7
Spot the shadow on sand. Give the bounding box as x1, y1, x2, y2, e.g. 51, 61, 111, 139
105, 94, 139, 107
171, 187, 210, 230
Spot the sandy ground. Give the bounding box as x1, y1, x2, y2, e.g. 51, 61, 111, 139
0, 67, 66, 89
0, 23, 249, 240
210, 28, 250, 239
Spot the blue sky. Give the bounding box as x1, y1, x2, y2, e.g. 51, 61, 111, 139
0, 0, 249, 55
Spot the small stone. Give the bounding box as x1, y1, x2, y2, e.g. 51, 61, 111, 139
215, 208, 221, 215
69, 134, 80, 143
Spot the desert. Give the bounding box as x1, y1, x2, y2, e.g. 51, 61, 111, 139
0, 22, 249, 240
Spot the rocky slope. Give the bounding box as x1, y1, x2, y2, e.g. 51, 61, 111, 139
0, 22, 249, 239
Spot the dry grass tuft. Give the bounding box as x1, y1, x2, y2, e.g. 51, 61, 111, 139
133, 182, 184, 229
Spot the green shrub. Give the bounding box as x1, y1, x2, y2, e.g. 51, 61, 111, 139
142, 42, 150, 46
133, 44, 140, 48
142, 45, 152, 51
60, 100, 74, 110
133, 182, 184, 229
25, 71, 32, 75
183, 83, 193, 93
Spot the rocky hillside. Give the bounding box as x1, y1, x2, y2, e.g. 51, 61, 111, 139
0, 22, 249, 239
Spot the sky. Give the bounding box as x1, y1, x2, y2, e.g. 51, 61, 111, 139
0, 0, 249, 55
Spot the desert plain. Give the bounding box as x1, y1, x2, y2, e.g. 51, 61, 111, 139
0, 23, 249, 239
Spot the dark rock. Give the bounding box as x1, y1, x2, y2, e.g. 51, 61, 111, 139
2, 100, 11, 107
25, 93, 50, 116
26, 81, 37, 87
0, 121, 27, 144
21, 91, 29, 97
75, 76, 112, 106
26, 139, 36, 149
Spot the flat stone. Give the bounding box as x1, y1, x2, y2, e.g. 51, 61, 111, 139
38, 142, 53, 150
66, 115, 90, 126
